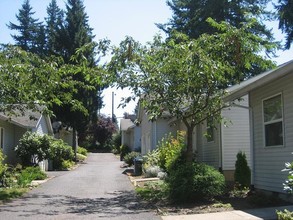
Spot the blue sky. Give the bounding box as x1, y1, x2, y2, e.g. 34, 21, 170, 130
0, 0, 292, 119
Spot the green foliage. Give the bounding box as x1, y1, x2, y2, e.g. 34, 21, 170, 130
15, 132, 51, 166
135, 180, 168, 202
234, 151, 251, 188
112, 132, 122, 154
276, 0, 293, 49
282, 160, 293, 193
144, 166, 162, 178
17, 166, 47, 187
123, 152, 141, 166
7, 0, 45, 55
167, 162, 225, 202
276, 209, 293, 220
110, 19, 276, 162
0, 150, 7, 186
61, 160, 75, 170
157, 131, 186, 172
76, 153, 86, 162
49, 139, 74, 170
0, 188, 28, 202
142, 148, 160, 172
120, 145, 130, 160
77, 147, 88, 156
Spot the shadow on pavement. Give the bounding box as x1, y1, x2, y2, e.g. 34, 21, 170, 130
0, 190, 155, 218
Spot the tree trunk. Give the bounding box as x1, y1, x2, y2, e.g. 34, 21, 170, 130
183, 119, 195, 162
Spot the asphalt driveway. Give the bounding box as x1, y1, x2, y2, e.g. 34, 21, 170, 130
0, 153, 160, 220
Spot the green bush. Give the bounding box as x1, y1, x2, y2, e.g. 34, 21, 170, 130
167, 162, 225, 202
124, 151, 141, 166
120, 145, 130, 161
48, 139, 74, 170
234, 151, 251, 188
17, 166, 47, 187
0, 149, 7, 186
77, 147, 88, 156
61, 160, 75, 170
76, 153, 86, 162
276, 209, 293, 220
112, 132, 122, 154
157, 131, 186, 172
15, 132, 51, 166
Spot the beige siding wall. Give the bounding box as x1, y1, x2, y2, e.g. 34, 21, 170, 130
250, 73, 293, 193
140, 110, 152, 155
221, 96, 251, 171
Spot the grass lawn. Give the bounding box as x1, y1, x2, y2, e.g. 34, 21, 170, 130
0, 188, 29, 203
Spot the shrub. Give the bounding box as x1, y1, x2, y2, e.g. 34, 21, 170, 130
48, 139, 74, 169
167, 162, 225, 202
282, 160, 293, 193
77, 147, 88, 156
142, 148, 160, 172
120, 145, 130, 161
144, 166, 162, 178
112, 132, 122, 154
0, 149, 7, 186
234, 151, 251, 188
61, 160, 75, 170
76, 153, 86, 162
276, 209, 293, 220
17, 166, 47, 187
15, 132, 50, 166
157, 131, 186, 172
124, 151, 141, 166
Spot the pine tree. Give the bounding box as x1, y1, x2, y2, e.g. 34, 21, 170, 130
276, 0, 293, 49
45, 0, 64, 55
234, 151, 251, 188
7, 0, 45, 55
158, 0, 278, 81
158, 0, 273, 40
59, 0, 95, 64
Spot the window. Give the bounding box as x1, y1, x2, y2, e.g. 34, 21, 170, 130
263, 94, 283, 147
0, 127, 3, 149
206, 118, 214, 142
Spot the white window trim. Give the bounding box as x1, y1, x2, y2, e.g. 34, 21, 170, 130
262, 93, 284, 148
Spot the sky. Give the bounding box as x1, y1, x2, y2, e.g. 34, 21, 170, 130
0, 0, 292, 120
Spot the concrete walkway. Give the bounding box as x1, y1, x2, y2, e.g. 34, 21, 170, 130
0, 153, 160, 220
162, 205, 293, 220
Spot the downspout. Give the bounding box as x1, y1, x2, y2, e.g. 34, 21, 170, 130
219, 122, 223, 173
231, 102, 254, 189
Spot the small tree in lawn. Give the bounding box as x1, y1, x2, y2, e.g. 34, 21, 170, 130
109, 18, 276, 162
234, 151, 251, 188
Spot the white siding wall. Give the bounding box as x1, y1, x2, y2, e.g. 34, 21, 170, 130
221, 96, 251, 170
250, 73, 293, 193
196, 122, 220, 169
140, 110, 152, 155
33, 116, 49, 135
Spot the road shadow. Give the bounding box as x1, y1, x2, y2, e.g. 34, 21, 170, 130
0, 190, 156, 218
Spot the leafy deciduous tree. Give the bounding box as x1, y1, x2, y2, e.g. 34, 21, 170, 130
109, 19, 277, 162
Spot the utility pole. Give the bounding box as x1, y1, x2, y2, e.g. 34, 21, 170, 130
112, 91, 114, 122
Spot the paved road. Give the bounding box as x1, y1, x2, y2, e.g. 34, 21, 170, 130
0, 153, 160, 220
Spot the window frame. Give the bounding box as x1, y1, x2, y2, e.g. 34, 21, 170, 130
262, 93, 284, 147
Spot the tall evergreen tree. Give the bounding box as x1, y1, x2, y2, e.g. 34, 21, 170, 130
276, 0, 293, 49
59, 0, 95, 64
158, 0, 273, 40
45, 0, 64, 55
7, 0, 45, 55
157, 0, 277, 80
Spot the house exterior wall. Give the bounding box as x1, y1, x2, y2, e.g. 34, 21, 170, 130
196, 122, 220, 169
250, 72, 293, 193
33, 115, 49, 135
221, 95, 251, 172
